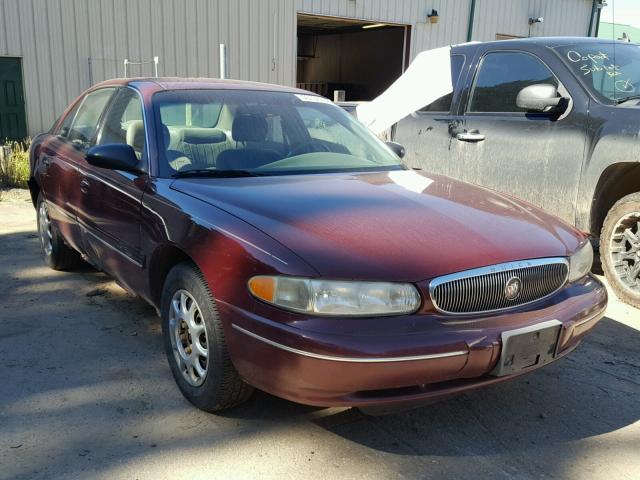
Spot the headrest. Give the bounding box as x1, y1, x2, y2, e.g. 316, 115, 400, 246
162, 124, 171, 150
181, 128, 227, 144
232, 113, 268, 142
126, 120, 145, 151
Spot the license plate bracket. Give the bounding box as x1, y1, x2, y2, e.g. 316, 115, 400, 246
492, 319, 562, 377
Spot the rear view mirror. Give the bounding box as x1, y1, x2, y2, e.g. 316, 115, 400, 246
386, 141, 406, 159
516, 84, 567, 113
86, 144, 143, 174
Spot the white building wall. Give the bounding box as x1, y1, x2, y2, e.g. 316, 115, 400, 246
0, 0, 593, 136
0, 0, 296, 135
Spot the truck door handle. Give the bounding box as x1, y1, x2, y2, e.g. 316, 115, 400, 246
42, 156, 51, 168
456, 130, 486, 142
80, 178, 90, 194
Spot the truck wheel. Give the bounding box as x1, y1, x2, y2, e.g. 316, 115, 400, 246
36, 193, 80, 270
601, 192, 640, 309
161, 262, 253, 412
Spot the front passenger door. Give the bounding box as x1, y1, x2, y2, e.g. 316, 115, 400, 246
77, 88, 148, 293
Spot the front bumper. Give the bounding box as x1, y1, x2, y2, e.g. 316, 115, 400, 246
221, 275, 607, 407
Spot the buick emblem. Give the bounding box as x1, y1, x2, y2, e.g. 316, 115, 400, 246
504, 276, 522, 301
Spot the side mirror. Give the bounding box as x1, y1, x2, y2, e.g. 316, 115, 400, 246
516, 84, 567, 113
86, 144, 143, 174
386, 141, 406, 159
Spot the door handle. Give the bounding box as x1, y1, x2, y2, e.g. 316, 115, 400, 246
42, 156, 51, 168
80, 178, 90, 194
456, 130, 486, 142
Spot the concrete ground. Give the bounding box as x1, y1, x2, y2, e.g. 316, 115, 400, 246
1, 191, 639, 480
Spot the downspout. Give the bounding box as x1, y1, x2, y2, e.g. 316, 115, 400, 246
467, 0, 476, 42
587, 0, 597, 37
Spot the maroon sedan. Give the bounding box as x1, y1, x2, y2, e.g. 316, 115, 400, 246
29, 78, 607, 412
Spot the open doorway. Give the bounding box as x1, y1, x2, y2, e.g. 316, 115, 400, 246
296, 14, 410, 102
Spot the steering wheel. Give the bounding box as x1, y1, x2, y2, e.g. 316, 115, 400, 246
287, 140, 331, 157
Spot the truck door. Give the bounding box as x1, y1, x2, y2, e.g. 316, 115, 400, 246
394, 54, 466, 179
456, 49, 588, 224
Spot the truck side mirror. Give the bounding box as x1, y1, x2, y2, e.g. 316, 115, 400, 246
516, 84, 567, 113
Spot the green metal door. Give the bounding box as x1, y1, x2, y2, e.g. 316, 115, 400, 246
0, 58, 27, 142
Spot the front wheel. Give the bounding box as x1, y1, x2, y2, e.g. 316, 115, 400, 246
36, 193, 80, 270
601, 192, 640, 308
161, 262, 253, 412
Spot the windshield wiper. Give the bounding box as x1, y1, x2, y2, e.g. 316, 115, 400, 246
171, 169, 264, 178
615, 95, 640, 105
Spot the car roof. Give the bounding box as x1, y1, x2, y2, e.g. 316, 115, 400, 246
452, 36, 635, 53
90, 77, 314, 95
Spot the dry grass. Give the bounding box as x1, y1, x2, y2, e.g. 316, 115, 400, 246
0, 140, 31, 189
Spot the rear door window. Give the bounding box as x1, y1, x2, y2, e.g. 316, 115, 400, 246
56, 101, 81, 137
67, 88, 116, 148
419, 54, 466, 113
468, 51, 558, 113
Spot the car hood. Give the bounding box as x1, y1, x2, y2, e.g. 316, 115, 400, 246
171, 170, 583, 281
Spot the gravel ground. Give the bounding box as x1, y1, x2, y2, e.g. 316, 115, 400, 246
1, 191, 639, 480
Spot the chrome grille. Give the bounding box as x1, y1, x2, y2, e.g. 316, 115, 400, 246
429, 258, 569, 315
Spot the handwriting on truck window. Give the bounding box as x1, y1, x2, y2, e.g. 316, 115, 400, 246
566, 50, 622, 78
615, 78, 635, 93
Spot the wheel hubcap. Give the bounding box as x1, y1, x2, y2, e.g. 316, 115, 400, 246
38, 202, 53, 257
610, 212, 640, 294
168, 290, 208, 386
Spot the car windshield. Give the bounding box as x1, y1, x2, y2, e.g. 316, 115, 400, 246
153, 89, 404, 177
553, 42, 640, 104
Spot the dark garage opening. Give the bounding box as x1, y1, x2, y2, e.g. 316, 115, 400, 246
296, 14, 409, 102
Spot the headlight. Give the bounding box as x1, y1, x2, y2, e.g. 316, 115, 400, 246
248, 276, 421, 316
568, 240, 593, 282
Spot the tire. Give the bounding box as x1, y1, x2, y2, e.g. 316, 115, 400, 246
161, 262, 253, 412
601, 192, 640, 309
36, 193, 80, 271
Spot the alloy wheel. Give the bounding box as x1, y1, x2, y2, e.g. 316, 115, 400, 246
609, 212, 640, 294
38, 202, 53, 257
168, 289, 209, 386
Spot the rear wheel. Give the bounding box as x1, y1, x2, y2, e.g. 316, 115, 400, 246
36, 193, 80, 270
161, 262, 253, 412
601, 192, 640, 308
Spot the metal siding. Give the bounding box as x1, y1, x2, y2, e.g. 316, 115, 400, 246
2, 0, 592, 136
473, 0, 593, 40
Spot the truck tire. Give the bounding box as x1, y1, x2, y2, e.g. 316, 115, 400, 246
161, 261, 253, 412
36, 193, 80, 270
601, 192, 640, 309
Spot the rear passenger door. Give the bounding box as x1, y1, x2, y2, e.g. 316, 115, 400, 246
458, 50, 587, 224
394, 54, 466, 178
37, 88, 116, 253
77, 87, 148, 292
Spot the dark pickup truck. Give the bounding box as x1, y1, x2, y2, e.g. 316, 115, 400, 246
384, 37, 640, 308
